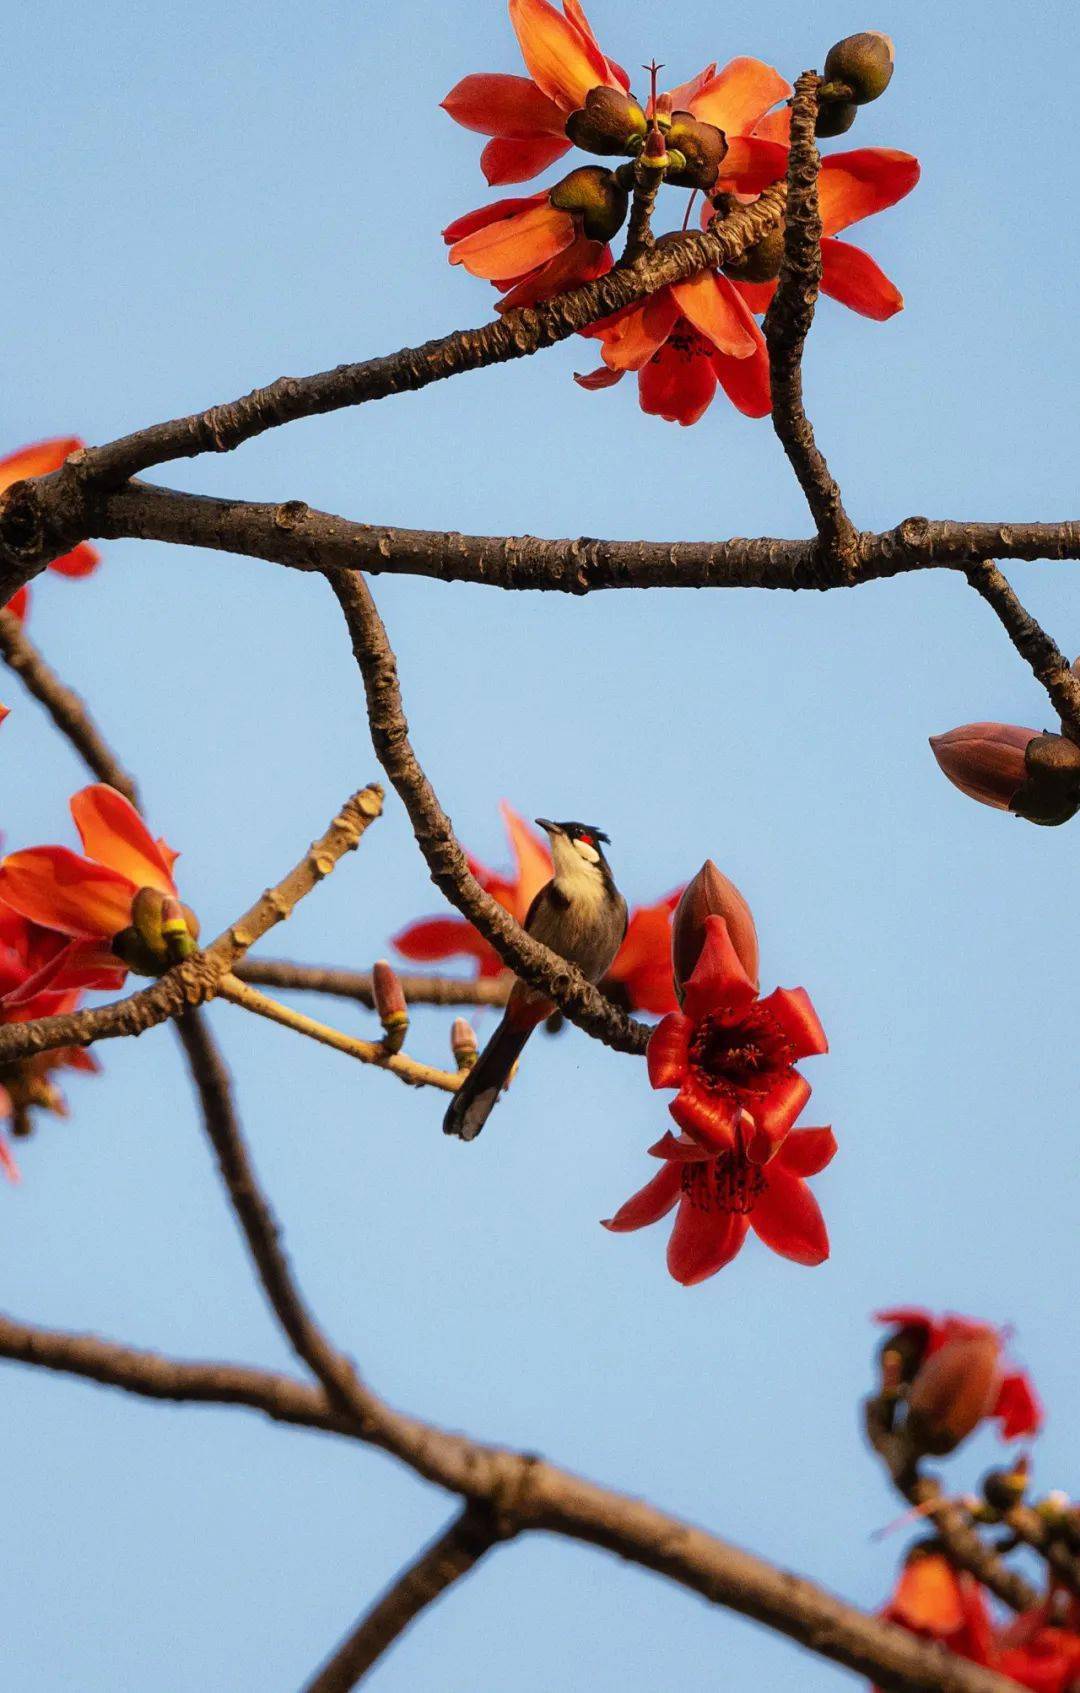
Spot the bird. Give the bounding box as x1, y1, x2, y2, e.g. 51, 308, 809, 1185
443, 818, 628, 1142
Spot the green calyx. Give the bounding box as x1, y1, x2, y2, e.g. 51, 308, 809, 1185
550, 166, 629, 242
822, 32, 895, 105
564, 86, 647, 158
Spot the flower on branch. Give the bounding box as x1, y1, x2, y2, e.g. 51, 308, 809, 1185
0, 784, 199, 998
444, 165, 627, 309
392, 801, 683, 1015
875, 1306, 1043, 1455
930, 723, 1080, 827
875, 1547, 995, 1685
1, 439, 101, 622
995, 1599, 1080, 1693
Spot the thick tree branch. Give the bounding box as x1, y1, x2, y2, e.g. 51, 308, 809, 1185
764, 73, 857, 575
0, 784, 385, 1065
303, 1506, 508, 1693
233, 959, 509, 1009
0, 608, 140, 803
0, 1309, 1018, 1693
326, 569, 649, 1057
965, 559, 1080, 739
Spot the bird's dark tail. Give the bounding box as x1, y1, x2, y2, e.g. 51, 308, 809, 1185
443, 1013, 534, 1141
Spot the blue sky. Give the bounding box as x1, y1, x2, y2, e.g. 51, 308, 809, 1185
3, 1, 1078, 1687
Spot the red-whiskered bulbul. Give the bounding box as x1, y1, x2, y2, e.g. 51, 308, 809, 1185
443, 819, 628, 1142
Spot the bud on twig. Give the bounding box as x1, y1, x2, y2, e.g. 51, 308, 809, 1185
930, 723, 1080, 826
550, 167, 629, 242
564, 86, 647, 157
982, 1458, 1029, 1513
663, 112, 726, 190
373, 959, 409, 1054
451, 1017, 479, 1070
672, 860, 759, 999
822, 32, 895, 105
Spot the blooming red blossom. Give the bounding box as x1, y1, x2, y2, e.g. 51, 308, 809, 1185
394, 802, 682, 1015
876, 1307, 1043, 1449
0, 784, 196, 998
646, 913, 826, 1160
877, 1551, 995, 1678
0, 439, 101, 622
604, 1122, 835, 1285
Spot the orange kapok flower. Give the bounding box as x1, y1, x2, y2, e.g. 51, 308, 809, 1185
646, 914, 826, 1160
0, 784, 197, 995
876, 1307, 1043, 1454
444, 166, 626, 310
879, 1549, 994, 1667
604, 1122, 835, 1284
0, 439, 101, 621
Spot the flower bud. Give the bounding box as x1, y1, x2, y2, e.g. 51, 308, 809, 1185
905, 1329, 1003, 1457
930, 723, 1037, 812
724, 225, 786, 283
451, 1017, 479, 1070
564, 86, 647, 157
814, 99, 858, 138
160, 896, 198, 963
822, 32, 894, 104
550, 167, 629, 242
373, 959, 409, 1054
672, 860, 759, 998
982, 1458, 1029, 1513
664, 112, 727, 191
117, 886, 199, 973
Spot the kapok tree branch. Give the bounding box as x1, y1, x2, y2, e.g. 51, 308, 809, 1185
0, 783, 385, 1065
0, 1311, 1018, 1693
964, 559, 1080, 739
0, 608, 140, 804
326, 568, 649, 1057
232, 959, 510, 1009
303, 1505, 510, 1693
764, 72, 857, 575
0, 188, 787, 602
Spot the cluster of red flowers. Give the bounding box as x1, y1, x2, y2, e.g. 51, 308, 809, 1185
441, 2, 919, 425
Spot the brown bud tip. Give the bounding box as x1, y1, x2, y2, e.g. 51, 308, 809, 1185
451, 1017, 479, 1069
823, 31, 894, 104
372, 959, 408, 1023
564, 86, 647, 158
906, 1331, 1002, 1457
930, 722, 1035, 811
550, 166, 629, 242
814, 99, 858, 137
724, 225, 786, 283
643, 125, 667, 162
672, 861, 759, 998
663, 112, 727, 190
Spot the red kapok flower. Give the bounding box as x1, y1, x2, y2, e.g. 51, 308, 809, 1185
647, 913, 826, 1160
879, 1550, 994, 1668
0, 784, 197, 996
996, 1602, 1080, 1693
876, 1307, 1043, 1451
603, 1123, 835, 1285
0, 439, 101, 621
443, 188, 616, 311
442, 0, 627, 185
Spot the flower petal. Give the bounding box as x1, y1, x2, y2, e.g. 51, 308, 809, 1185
497, 234, 610, 309
500, 802, 553, 916
5, 586, 29, 621
729, 277, 777, 315
449, 202, 576, 280
441, 72, 566, 137
70, 785, 177, 894
586, 290, 680, 371
687, 58, 792, 137
656, 64, 718, 114
480, 133, 572, 185
667, 1194, 749, 1284
608, 892, 680, 1016
776, 1126, 836, 1178
646, 1012, 692, 1089
48, 542, 100, 579
648, 1130, 713, 1162
820, 237, 904, 320
638, 329, 718, 426
759, 985, 828, 1059
393, 916, 494, 970
3, 937, 127, 1010
669, 1075, 739, 1151
818, 149, 920, 238
682, 914, 758, 1022
713, 341, 772, 417
993, 1371, 1043, 1440
574, 364, 624, 390
753, 106, 791, 144
751, 1167, 830, 1265
671, 272, 757, 358
745, 1070, 812, 1162
443, 194, 547, 245
718, 135, 789, 193
509, 0, 614, 111
0, 437, 83, 494
0, 847, 134, 940
601, 1159, 681, 1231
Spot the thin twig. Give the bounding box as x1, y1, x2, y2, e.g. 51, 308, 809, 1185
326, 568, 649, 1057
303, 1506, 508, 1693
764, 72, 857, 577
233, 959, 509, 1008
965, 559, 1080, 739
217, 974, 461, 1091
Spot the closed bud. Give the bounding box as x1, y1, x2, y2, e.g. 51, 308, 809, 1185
373, 959, 409, 1054
815, 99, 858, 138
724, 225, 787, 283
451, 1017, 478, 1070
118, 886, 200, 973
565, 86, 647, 158
664, 112, 727, 190
822, 32, 895, 105
930, 722, 1036, 812
672, 860, 759, 999
982, 1458, 1029, 1513
160, 895, 198, 962
906, 1330, 1003, 1457
550, 167, 629, 242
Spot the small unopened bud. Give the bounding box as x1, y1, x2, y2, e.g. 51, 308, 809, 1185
641, 125, 669, 166
982, 1458, 1029, 1513
930, 723, 1037, 812
906, 1329, 1002, 1457
550, 166, 629, 242
373, 959, 409, 1054
117, 886, 200, 973
565, 86, 647, 157
724, 224, 787, 283
664, 112, 727, 190
815, 99, 858, 138
672, 861, 759, 998
822, 32, 895, 105
160, 896, 198, 963
451, 1017, 479, 1070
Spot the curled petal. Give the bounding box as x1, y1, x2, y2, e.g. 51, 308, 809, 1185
669, 1076, 739, 1151
818, 149, 920, 238
994, 1371, 1043, 1440
574, 364, 624, 390
820, 237, 903, 320
686, 57, 792, 137
751, 1167, 830, 1265
48, 542, 100, 579
441, 73, 566, 138
601, 1160, 681, 1232
481, 133, 572, 186
509, 0, 614, 111
776, 1126, 836, 1178
671, 272, 757, 358
449, 202, 576, 280
496, 236, 610, 311
70, 785, 177, 894
745, 1070, 812, 1162
681, 914, 758, 1022
647, 1130, 713, 1162
638, 330, 718, 426
667, 1196, 749, 1284
0, 847, 134, 940
586, 290, 680, 372
759, 985, 828, 1058
646, 1012, 692, 1089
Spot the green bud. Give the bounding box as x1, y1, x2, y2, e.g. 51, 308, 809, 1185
112, 925, 168, 977
550, 166, 629, 242
724, 224, 787, 283
564, 86, 647, 158
664, 112, 727, 191
815, 99, 858, 138
823, 32, 895, 105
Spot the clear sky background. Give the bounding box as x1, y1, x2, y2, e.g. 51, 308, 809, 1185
3, 1, 1078, 1688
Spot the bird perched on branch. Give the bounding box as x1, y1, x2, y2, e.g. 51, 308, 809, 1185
443, 819, 627, 1142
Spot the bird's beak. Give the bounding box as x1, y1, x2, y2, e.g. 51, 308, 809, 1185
535, 818, 560, 835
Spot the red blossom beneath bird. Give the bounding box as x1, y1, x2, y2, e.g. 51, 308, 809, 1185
1, 439, 101, 623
